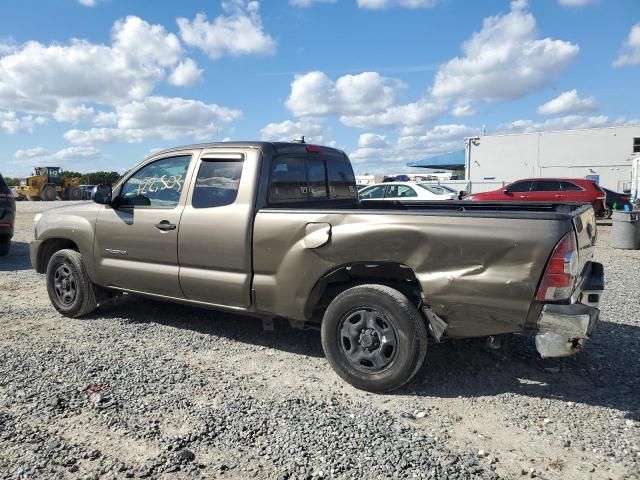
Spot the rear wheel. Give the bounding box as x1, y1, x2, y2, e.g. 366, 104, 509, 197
66, 185, 83, 201
41, 185, 57, 202
46, 249, 97, 317
321, 284, 428, 393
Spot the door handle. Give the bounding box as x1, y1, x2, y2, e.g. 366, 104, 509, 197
520, 195, 529, 199
154, 221, 176, 231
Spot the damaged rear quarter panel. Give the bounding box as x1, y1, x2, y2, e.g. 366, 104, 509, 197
252, 209, 568, 337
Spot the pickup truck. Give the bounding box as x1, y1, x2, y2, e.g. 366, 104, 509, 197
30, 141, 604, 392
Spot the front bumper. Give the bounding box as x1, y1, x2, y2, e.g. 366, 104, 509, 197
29, 239, 42, 272
535, 262, 604, 358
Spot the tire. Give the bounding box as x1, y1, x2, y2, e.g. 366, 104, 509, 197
41, 185, 57, 202
46, 249, 98, 318
66, 185, 83, 201
321, 284, 428, 393
0, 239, 10, 256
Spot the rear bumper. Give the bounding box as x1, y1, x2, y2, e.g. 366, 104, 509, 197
535, 262, 603, 358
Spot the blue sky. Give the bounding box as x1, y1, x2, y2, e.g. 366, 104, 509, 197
0, 0, 638, 176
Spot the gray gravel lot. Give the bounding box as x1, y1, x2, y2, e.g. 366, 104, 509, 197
1, 201, 639, 479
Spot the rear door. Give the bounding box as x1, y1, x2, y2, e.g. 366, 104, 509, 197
177, 149, 257, 308
530, 180, 563, 202
560, 180, 587, 204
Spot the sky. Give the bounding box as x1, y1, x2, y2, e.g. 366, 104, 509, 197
0, 0, 638, 177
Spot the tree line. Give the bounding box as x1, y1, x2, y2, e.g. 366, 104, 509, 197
3, 171, 122, 186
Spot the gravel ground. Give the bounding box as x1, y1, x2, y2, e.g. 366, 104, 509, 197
0, 201, 638, 480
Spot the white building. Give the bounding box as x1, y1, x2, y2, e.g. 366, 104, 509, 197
465, 125, 640, 191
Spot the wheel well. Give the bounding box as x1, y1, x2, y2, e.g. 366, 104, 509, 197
304, 262, 423, 322
36, 238, 79, 273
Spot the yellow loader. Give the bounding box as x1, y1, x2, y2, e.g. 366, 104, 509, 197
16, 167, 83, 201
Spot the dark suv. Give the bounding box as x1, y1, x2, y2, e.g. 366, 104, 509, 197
0, 173, 16, 255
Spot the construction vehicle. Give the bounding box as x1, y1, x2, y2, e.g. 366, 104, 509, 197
15, 167, 83, 201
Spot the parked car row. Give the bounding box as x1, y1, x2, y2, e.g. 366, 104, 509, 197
358, 176, 631, 217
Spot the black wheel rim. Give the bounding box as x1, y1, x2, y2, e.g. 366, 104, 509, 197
53, 263, 77, 306
338, 309, 398, 373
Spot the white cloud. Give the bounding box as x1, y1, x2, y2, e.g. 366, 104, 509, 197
0, 16, 194, 117
92, 111, 118, 126
13, 146, 102, 166
259, 119, 326, 143
168, 58, 203, 86
431, 1, 579, 102
64, 96, 242, 145
558, 0, 595, 6
496, 114, 609, 134
341, 99, 444, 130
77, 0, 97, 6
349, 124, 478, 166
451, 100, 475, 118
613, 23, 640, 67
537, 89, 597, 116
0, 110, 47, 134
177, 1, 275, 59
285, 71, 404, 117
357, 0, 438, 9
52, 102, 95, 124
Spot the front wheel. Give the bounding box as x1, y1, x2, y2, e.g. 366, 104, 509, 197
41, 186, 57, 201
321, 284, 428, 393
46, 249, 98, 317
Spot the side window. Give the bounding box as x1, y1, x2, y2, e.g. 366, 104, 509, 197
533, 180, 561, 192
192, 160, 243, 208
508, 181, 533, 192
561, 181, 582, 191
269, 157, 307, 203
392, 186, 417, 198
327, 157, 357, 199
359, 185, 386, 199
120, 155, 191, 208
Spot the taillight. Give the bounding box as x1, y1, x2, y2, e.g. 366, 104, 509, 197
536, 232, 579, 301
596, 187, 606, 201
306, 145, 322, 153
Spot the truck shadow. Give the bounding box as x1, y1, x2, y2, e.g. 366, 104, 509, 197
93, 295, 639, 421
0, 241, 32, 271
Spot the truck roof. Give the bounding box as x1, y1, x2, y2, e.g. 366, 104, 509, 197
147, 141, 346, 160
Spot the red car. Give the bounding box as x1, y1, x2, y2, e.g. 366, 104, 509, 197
468, 178, 607, 216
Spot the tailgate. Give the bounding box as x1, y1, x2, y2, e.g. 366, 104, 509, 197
572, 205, 597, 276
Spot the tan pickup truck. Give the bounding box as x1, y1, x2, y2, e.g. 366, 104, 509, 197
30, 141, 604, 392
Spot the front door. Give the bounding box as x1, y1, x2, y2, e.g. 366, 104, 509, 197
177, 151, 255, 308
94, 154, 195, 297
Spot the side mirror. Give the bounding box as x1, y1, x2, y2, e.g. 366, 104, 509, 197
503, 188, 512, 195
92, 184, 112, 205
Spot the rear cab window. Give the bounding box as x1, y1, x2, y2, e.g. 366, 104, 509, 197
268, 153, 357, 205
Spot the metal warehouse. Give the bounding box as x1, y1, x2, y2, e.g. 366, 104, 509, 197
408, 125, 640, 192
465, 125, 640, 191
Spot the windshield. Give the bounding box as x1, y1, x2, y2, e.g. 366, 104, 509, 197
418, 183, 455, 195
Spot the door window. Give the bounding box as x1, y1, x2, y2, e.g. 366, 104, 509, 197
507, 181, 533, 192
192, 160, 243, 208
359, 185, 386, 199
120, 155, 191, 208
532, 180, 561, 192
386, 185, 417, 198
